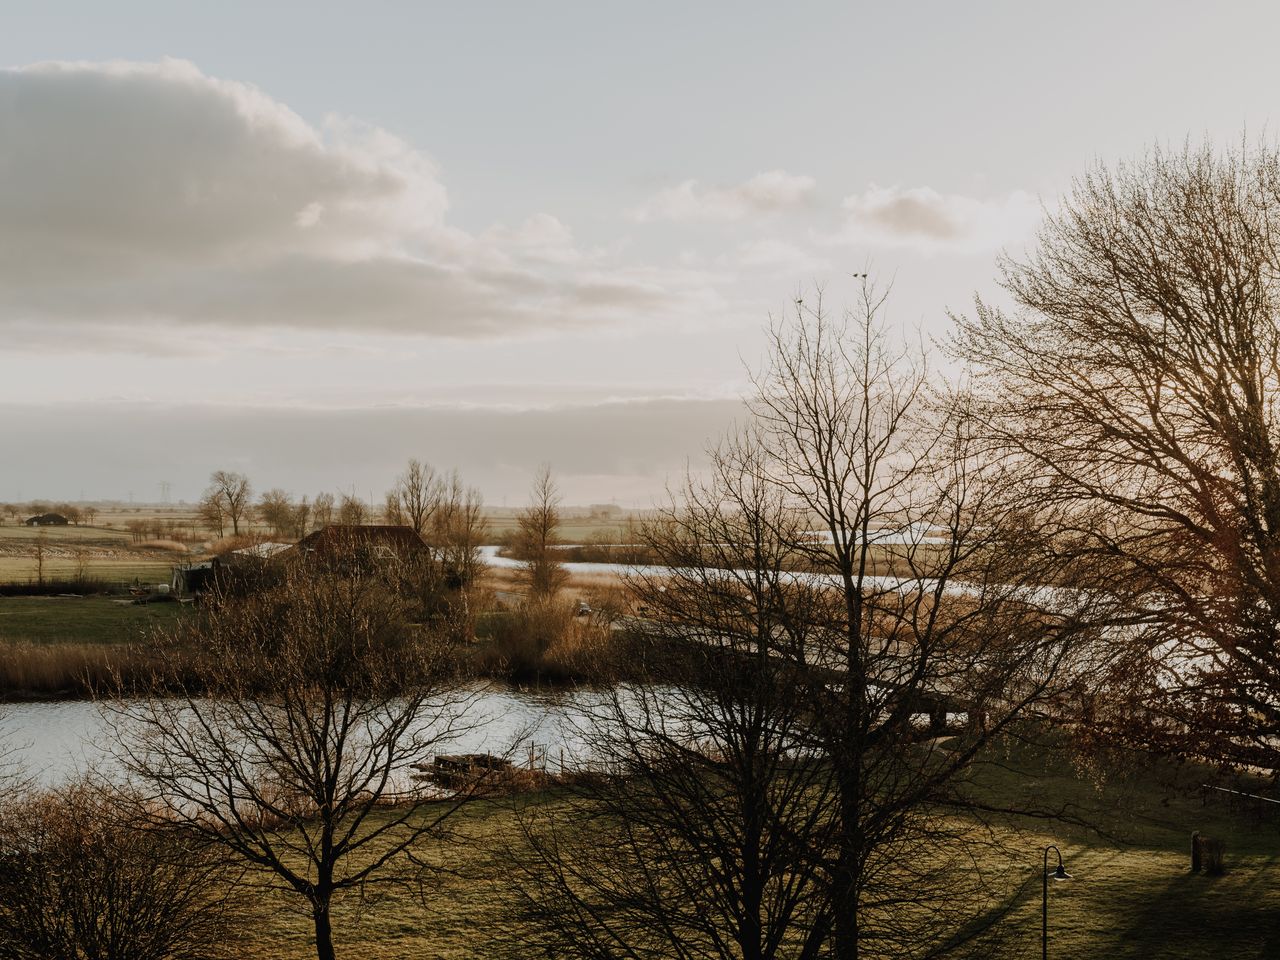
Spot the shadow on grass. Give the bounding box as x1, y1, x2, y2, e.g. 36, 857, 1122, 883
1093, 854, 1280, 959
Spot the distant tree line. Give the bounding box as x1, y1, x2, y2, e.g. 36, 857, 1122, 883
0, 503, 98, 526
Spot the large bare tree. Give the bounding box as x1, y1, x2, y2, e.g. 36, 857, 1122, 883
953, 140, 1280, 773
519, 285, 1099, 960
106, 538, 479, 960
312, 492, 335, 529
517, 435, 836, 959
256, 487, 295, 539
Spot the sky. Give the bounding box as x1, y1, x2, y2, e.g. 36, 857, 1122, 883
0, 1, 1276, 505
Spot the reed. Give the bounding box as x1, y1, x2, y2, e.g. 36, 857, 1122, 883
0, 642, 180, 696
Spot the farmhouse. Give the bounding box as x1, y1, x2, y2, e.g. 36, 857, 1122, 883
171, 526, 430, 599
281, 524, 430, 563
25, 512, 69, 526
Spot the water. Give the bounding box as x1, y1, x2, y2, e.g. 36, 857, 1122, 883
0, 684, 619, 786
478, 545, 672, 578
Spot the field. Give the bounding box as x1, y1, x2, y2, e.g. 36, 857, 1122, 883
228, 737, 1280, 959
0, 596, 189, 695
0, 505, 645, 588
0, 596, 186, 646
478, 508, 641, 544
0, 515, 191, 587
2, 507, 1276, 954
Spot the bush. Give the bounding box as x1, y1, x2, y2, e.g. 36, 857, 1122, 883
473, 599, 618, 683
0, 782, 242, 960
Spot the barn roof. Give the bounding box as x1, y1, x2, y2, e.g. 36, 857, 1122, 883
284, 524, 428, 560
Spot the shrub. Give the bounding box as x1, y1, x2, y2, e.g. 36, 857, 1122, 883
0, 782, 242, 960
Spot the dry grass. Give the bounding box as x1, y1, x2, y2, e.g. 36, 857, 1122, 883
472, 599, 621, 683
136, 538, 190, 553
0, 642, 161, 695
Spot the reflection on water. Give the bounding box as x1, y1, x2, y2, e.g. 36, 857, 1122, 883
1, 684, 620, 785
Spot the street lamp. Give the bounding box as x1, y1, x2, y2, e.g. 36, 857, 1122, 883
1042, 844, 1071, 960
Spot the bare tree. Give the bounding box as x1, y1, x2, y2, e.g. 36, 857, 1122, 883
385, 459, 443, 535
312, 491, 335, 529
70, 546, 90, 587
515, 465, 569, 604
337, 491, 369, 526
80, 505, 98, 526
106, 538, 477, 960
952, 139, 1280, 774
29, 534, 46, 589
198, 493, 226, 538
0, 781, 241, 960
432, 472, 487, 581
520, 286, 1100, 959
256, 488, 295, 539
517, 435, 836, 959
292, 496, 312, 540
409, 470, 488, 642
204, 471, 252, 537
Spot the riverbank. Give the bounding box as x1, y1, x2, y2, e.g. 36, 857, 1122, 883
0, 596, 189, 697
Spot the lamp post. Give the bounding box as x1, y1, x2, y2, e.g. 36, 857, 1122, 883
1042, 844, 1071, 960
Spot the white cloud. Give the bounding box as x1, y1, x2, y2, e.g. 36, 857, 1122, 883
734, 239, 832, 275
629, 170, 816, 222
0, 59, 723, 342
478, 214, 583, 266
830, 184, 1041, 253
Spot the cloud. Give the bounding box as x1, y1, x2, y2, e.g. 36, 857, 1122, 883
734, 239, 832, 275
629, 170, 816, 222
830, 185, 1041, 253
0, 59, 722, 342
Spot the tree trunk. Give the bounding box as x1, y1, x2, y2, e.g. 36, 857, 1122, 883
313, 899, 336, 960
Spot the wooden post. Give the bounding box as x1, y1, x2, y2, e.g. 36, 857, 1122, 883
1191, 831, 1201, 873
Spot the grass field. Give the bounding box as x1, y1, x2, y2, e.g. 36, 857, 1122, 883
0, 596, 186, 646
0, 505, 645, 586
478, 510, 640, 544
0, 517, 188, 586
220, 735, 1280, 959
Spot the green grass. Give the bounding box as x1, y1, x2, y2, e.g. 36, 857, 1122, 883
221, 736, 1280, 959
954, 734, 1280, 958
0, 596, 187, 646
237, 796, 532, 959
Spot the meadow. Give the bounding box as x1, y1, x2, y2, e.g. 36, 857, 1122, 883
230, 735, 1280, 959
0, 513, 188, 587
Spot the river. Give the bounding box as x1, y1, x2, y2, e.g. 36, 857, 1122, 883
0, 683, 622, 785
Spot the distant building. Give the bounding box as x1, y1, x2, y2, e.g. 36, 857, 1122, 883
171, 542, 292, 598
282, 524, 430, 564
172, 526, 432, 600
25, 513, 69, 527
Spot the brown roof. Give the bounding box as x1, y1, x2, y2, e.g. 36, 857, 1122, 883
285, 524, 428, 561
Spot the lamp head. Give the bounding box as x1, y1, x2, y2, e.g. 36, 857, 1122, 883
1052, 864, 1071, 881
